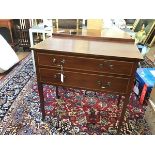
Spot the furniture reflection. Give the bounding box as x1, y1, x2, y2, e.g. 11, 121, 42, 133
32, 33, 142, 133
55, 19, 83, 30
52, 27, 134, 42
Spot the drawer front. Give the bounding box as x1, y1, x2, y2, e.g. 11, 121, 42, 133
39, 68, 130, 94
37, 53, 133, 75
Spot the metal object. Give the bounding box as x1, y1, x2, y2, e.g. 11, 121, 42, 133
97, 81, 111, 89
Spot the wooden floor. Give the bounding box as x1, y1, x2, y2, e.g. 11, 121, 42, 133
16, 52, 30, 61
0, 52, 30, 79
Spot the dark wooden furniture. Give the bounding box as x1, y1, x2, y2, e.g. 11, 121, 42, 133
0, 19, 19, 49
13, 19, 34, 50
32, 36, 143, 134
0, 19, 13, 43
52, 19, 83, 29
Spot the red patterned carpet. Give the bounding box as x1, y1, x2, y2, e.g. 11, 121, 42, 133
0, 53, 151, 135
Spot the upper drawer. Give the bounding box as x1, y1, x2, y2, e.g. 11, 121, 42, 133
37, 53, 134, 75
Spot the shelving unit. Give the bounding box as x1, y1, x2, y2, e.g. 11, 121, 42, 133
13, 19, 43, 50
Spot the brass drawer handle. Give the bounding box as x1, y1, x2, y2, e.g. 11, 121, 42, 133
54, 73, 66, 80
61, 59, 65, 64
103, 60, 114, 69
99, 63, 104, 68
52, 58, 65, 66
101, 82, 111, 89
54, 74, 58, 79
97, 80, 102, 86
53, 73, 61, 79
52, 58, 57, 63
99, 63, 114, 69
97, 81, 111, 89
109, 64, 114, 69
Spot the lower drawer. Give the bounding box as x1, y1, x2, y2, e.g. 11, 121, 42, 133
39, 68, 130, 94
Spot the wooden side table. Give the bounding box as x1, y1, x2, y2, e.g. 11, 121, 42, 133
32, 36, 143, 134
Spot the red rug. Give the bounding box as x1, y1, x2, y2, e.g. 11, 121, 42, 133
0, 53, 151, 135
33, 83, 150, 135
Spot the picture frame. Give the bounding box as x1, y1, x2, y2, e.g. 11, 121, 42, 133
132, 19, 143, 32
133, 19, 155, 47
143, 21, 155, 47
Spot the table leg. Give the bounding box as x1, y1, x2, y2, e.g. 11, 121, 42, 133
37, 82, 45, 120
117, 94, 129, 134
56, 86, 60, 99
117, 95, 122, 108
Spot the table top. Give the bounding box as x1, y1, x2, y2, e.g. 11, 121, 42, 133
32, 36, 143, 61
52, 27, 134, 43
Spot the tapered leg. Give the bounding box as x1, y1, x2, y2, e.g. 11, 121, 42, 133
117, 94, 129, 134
117, 95, 122, 108
37, 82, 45, 120
56, 86, 60, 99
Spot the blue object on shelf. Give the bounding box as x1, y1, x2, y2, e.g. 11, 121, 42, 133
136, 68, 155, 88
134, 68, 155, 103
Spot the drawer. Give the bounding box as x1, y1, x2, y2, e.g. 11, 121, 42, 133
37, 53, 133, 75
39, 68, 130, 94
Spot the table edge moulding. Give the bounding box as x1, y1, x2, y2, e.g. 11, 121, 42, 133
31, 35, 143, 134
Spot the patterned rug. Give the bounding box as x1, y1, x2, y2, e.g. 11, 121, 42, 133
0, 53, 151, 135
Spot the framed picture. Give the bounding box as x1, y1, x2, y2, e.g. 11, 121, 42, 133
133, 19, 155, 47
143, 21, 155, 47
132, 19, 143, 32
